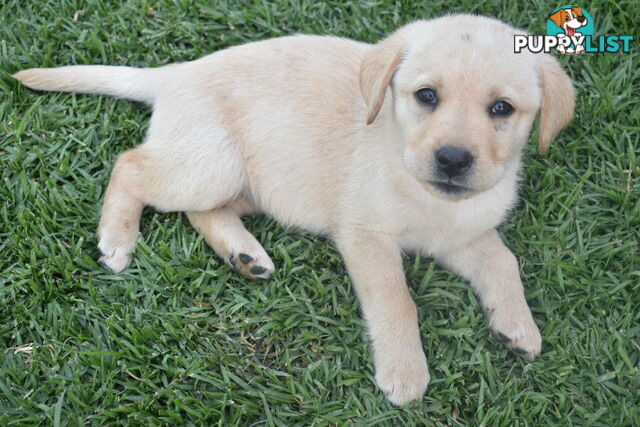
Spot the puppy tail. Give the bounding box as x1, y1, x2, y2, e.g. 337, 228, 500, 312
12, 65, 163, 104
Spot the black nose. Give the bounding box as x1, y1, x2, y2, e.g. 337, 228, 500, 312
435, 146, 474, 178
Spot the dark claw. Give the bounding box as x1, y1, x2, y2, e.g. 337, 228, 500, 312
228, 255, 236, 268
513, 347, 528, 355
239, 253, 254, 264
250, 265, 267, 275
497, 332, 512, 343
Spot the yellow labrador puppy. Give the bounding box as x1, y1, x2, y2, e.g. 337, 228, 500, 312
14, 14, 574, 405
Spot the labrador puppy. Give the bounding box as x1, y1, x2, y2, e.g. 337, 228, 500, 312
14, 14, 575, 405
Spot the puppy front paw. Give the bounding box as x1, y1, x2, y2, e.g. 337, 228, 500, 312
487, 306, 541, 361
375, 349, 430, 406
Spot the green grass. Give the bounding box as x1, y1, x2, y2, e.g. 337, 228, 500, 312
1, 0, 639, 424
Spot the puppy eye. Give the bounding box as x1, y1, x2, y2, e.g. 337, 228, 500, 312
415, 88, 438, 107
490, 100, 514, 117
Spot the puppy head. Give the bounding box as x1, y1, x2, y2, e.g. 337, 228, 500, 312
360, 14, 575, 201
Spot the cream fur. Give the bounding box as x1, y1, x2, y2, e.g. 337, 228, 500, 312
13, 14, 575, 406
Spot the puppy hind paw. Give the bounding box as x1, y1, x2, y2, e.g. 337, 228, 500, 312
226, 251, 275, 279
97, 241, 134, 273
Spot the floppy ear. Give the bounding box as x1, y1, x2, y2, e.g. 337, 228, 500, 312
548, 10, 565, 28
572, 7, 583, 17
538, 55, 576, 153
359, 32, 405, 125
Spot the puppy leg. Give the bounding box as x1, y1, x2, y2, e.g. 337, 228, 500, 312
98, 137, 245, 272
97, 149, 145, 272
336, 230, 429, 406
437, 229, 541, 360
187, 202, 275, 279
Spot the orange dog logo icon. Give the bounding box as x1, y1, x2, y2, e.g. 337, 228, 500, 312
549, 7, 588, 53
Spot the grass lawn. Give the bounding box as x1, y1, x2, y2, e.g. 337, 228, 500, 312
1, 0, 638, 424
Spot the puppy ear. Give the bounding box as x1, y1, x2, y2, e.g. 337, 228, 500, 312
538, 55, 576, 153
573, 7, 583, 16
548, 10, 565, 28
359, 32, 405, 125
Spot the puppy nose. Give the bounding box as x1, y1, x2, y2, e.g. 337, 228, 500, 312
577, 16, 586, 23
435, 146, 474, 178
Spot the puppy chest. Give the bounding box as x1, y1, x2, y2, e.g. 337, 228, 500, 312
398, 203, 507, 255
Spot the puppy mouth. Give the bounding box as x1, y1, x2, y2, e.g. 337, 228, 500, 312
565, 24, 582, 34
428, 180, 472, 195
